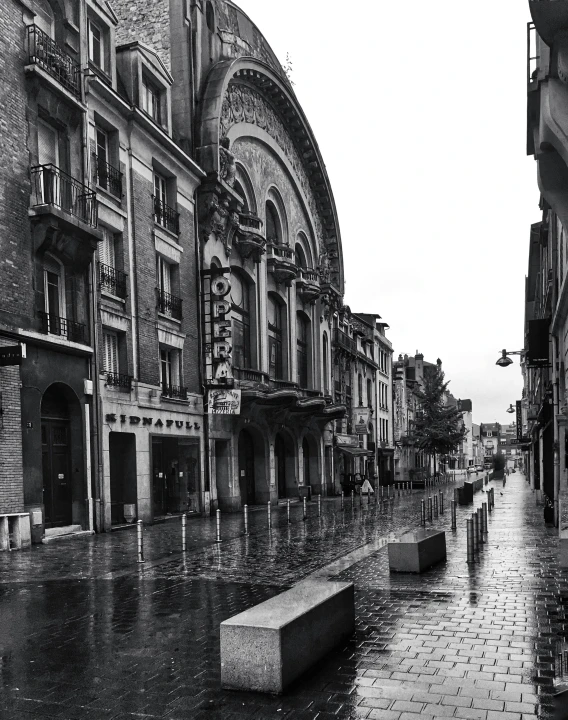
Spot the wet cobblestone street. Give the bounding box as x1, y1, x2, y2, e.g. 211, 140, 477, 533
0, 473, 567, 719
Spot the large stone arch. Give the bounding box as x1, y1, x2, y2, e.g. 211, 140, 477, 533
196, 57, 344, 294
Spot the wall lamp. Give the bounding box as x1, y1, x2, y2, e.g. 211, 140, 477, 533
496, 349, 523, 368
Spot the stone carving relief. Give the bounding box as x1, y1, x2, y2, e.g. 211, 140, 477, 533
219, 137, 237, 187
220, 83, 327, 257
199, 188, 240, 256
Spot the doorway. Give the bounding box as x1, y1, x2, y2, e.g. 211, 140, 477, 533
41, 386, 72, 527
109, 433, 137, 525
275, 434, 287, 499
152, 437, 200, 517
238, 430, 256, 504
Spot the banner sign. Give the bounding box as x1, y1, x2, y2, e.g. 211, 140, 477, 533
516, 401, 522, 441
353, 407, 370, 434
208, 389, 241, 415
0, 344, 24, 366
335, 433, 359, 447
203, 269, 233, 386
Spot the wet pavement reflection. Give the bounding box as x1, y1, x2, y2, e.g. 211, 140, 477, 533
0, 474, 566, 719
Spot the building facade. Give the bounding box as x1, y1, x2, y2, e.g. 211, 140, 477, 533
479, 423, 501, 465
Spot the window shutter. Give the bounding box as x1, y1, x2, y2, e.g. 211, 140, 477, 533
38, 121, 58, 167
97, 229, 114, 268
103, 331, 118, 373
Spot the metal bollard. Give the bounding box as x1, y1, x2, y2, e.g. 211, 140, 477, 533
351, 489, 354, 508
478, 508, 484, 545
439, 490, 444, 514
472, 512, 479, 552
380, 485, 383, 500
318, 494, 322, 516
216, 509, 222, 543
421, 499, 426, 525
267, 501, 272, 528
488, 490, 492, 513
341, 491, 344, 510
244, 504, 249, 534
287, 499, 291, 524
359, 490, 363, 507
428, 496, 433, 522
482, 502, 488, 535
182, 512, 187, 551
137, 519, 145, 563
375, 486, 378, 504
303, 496, 307, 521
467, 518, 474, 563
451, 499, 457, 530
410, 481, 413, 492
434, 494, 438, 516
397, 483, 400, 497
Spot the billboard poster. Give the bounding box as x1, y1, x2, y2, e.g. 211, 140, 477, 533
208, 389, 241, 415
353, 408, 370, 435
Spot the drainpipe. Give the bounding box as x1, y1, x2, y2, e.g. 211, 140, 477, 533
89, 259, 102, 533
553, 334, 560, 526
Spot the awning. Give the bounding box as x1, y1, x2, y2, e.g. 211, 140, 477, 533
336, 445, 373, 457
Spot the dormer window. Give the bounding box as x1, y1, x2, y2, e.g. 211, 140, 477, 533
142, 76, 162, 125
88, 18, 106, 71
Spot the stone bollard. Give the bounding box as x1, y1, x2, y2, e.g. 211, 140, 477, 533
318, 494, 322, 516
477, 508, 483, 545
428, 496, 433, 522
341, 491, 344, 510
267, 501, 272, 529
434, 494, 439, 516
287, 499, 291, 524
216, 509, 222, 543
451, 499, 457, 530
439, 490, 444, 514
137, 519, 145, 563
351, 489, 355, 508
467, 518, 474, 563
472, 512, 479, 552
303, 497, 307, 521
397, 483, 400, 497
182, 512, 187, 551
380, 485, 383, 500
482, 502, 488, 535
421, 499, 426, 525
410, 481, 413, 492
244, 504, 249, 534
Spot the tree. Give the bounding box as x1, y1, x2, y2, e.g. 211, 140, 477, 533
409, 367, 468, 476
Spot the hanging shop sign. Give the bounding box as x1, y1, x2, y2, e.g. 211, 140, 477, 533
353, 407, 370, 434
203, 268, 234, 386
0, 343, 25, 366
208, 388, 241, 415
516, 401, 522, 440
335, 433, 359, 447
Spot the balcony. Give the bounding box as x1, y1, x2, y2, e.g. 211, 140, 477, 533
267, 243, 297, 285
233, 367, 269, 384
296, 268, 321, 303
99, 264, 128, 299
26, 25, 80, 99
31, 164, 97, 228
93, 154, 122, 199
162, 384, 188, 400
153, 196, 180, 234
38, 311, 87, 344
235, 212, 266, 261
157, 289, 182, 320
334, 328, 357, 355
105, 372, 132, 391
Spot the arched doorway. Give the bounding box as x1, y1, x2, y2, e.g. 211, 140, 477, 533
302, 438, 310, 487
274, 431, 296, 499
302, 434, 321, 494
41, 384, 73, 527
238, 429, 256, 504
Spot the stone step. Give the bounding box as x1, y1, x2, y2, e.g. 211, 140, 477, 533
43, 525, 93, 543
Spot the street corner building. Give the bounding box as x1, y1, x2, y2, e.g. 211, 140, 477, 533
0, 0, 397, 546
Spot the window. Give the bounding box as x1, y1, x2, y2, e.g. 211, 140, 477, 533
143, 78, 162, 125
231, 272, 251, 369
268, 295, 283, 379
98, 228, 116, 269
160, 346, 184, 397
266, 200, 282, 244
88, 19, 105, 71
38, 118, 59, 168
367, 379, 373, 410
295, 244, 307, 269
32, 0, 54, 37
44, 256, 63, 319
297, 314, 309, 388
156, 255, 172, 296
154, 172, 167, 212
358, 374, 363, 406
102, 330, 118, 374
323, 332, 329, 394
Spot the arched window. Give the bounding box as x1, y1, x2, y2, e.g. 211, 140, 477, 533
367, 378, 373, 411
295, 244, 307, 269
296, 313, 309, 388
206, 1, 215, 32
323, 332, 329, 395
358, 373, 363, 406
265, 200, 281, 245
231, 272, 251, 369
234, 181, 249, 213
268, 294, 284, 379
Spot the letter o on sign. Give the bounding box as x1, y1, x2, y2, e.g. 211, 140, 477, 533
211, 276, 231, 296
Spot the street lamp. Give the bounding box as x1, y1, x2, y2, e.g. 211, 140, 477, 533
496, 349, 523, 368
506, 404, 515, 414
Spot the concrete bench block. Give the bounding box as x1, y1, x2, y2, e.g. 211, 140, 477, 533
0, 513, 31, 551
388, 528, 446, 573
220, 580, 355, 694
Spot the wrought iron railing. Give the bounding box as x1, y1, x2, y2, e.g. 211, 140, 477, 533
27, 24, 81, 98
99, 263, 127, 298
157, 289, 182, 320
38, 311, 87, 344
334, 328, 357, 355
105, 372, 132, 391
162, 384, 188, 400
153, 195, 180, 234
298, 268, 320, 284
31, 164, 97, 227
267, 243, 295, 262
93, 154, 122, 198
269, 378, 298, 390
239, 212, 263, 232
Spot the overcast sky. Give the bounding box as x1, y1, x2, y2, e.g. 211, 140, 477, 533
234, 0, 535, 425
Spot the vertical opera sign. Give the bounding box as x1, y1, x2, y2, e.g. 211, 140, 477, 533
204, 270, 233, 384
